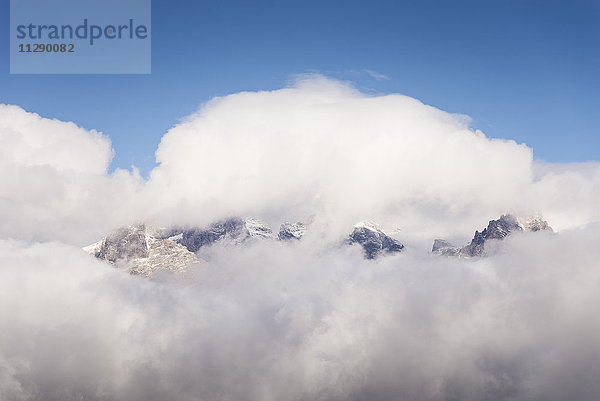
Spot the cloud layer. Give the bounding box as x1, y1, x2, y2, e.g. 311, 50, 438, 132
2, 226, 600, 401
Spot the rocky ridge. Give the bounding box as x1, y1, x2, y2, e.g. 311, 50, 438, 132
85, 217, 405, 276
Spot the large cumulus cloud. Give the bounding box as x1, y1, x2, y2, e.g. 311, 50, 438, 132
145, 76, 537, 238
142, 76, 599, 240
2, 77, 600, 243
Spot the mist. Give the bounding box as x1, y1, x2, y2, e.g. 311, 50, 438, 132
2, 226, 600, 401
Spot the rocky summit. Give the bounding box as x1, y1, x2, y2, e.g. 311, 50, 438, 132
347, 222, 404, 259
432, 214, 553, 258
84, 224, 201, 277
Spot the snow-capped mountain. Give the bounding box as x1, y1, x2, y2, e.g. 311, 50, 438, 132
432, 214, 553, 257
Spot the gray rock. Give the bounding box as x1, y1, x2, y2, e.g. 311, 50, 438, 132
432, 239, 460, 256
95, 224, 148, 263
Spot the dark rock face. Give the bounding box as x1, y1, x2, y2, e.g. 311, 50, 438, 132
278, 222, 305, 240
95, 224, 148, 263
482, 214, 522, 240
348, 224, 404, 259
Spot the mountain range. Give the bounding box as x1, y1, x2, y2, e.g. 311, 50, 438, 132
84, 214, 551, 277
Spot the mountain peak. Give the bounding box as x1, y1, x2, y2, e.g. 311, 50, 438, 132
433, 214, 553, 257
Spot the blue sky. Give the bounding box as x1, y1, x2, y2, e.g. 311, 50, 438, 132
1, 0, 598, 175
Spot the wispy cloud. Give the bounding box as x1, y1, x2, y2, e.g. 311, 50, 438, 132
363, 68, 390, 81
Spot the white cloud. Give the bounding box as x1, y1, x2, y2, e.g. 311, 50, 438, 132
0, 104, 112, 175
2, 225, 600, 400
530, 161, 600, 230
2, 77, 600, 244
